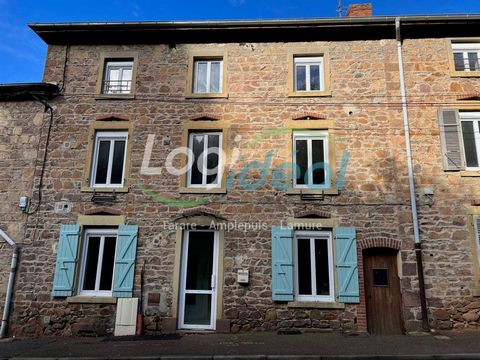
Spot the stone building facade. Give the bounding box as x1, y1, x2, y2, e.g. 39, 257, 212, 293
2, 8, 480, 337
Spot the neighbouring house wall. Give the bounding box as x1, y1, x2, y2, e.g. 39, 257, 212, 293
6, 35, 480, 337
0, 101, 45, 331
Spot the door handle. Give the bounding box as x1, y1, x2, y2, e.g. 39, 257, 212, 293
211, 274, 216, 289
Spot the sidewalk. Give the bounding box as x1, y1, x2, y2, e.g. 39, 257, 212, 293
1, 331, 480, 359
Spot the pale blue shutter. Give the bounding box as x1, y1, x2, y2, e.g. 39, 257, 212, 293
335, 227, 360, 303
113, 225, 138, 298
52, 224, 80, 297
271, 226, 294, 301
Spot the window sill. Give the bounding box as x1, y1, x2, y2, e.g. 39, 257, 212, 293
285, 188, 339, 195
185, 92, 229, 99
95, 94, 136, 100
67, 296, 117, 304
287, 301, 345, 309
460, 171, 480, 177
288, 90, 332, 98
81, 186, 129, 193
179, 187, 227, 194
450, 71, 480, 78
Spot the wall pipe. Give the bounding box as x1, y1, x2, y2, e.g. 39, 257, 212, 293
0, 229, 19, 338
395, 17, 429, 331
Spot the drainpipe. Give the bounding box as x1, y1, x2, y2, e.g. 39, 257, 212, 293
395, 17, 430, 331
0, 229, 19, 339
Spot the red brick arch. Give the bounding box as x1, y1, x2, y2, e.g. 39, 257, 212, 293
294, 209, 331, 219
358, 236, 401, 250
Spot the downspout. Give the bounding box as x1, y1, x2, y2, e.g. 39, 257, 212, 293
395, 17, 430, 331
0, 229, 19, 339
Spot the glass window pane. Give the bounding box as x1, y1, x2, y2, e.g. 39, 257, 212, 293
83, 237, 100, 291
186, 231, 214, 290
295, 139, 308, 185
110, 140, 126, 185
295, 65, 306, 91
99, 236, 117, 291
297, 238, 312, 295
206, 135, 220, 185
454, 52, 466, 71
194, 62, 208, 93
94, 140, 110, 184
209, 62, 221, 93
315, 239, 330, 296
311, 139, 325, 185
468, 52, 479, 71
190, 135, 204, 185
310, 65, 321, 91
122, 68, 133, 81
462, 121, 479, 168
184, 293, 212, 325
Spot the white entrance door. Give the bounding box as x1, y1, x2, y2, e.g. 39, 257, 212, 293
178, 229, 218, 330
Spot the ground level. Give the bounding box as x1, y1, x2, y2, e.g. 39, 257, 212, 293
1, 331, 480, 359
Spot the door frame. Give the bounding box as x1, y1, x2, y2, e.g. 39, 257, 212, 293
178, 229, 219, 330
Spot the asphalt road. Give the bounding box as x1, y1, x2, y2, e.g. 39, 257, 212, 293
1, 331, 480, 359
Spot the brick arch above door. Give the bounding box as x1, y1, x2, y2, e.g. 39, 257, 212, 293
358, 236, 401, 251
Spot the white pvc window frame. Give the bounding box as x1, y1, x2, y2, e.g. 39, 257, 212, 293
187, 132, 223, 189
459, 112, 480, 171
90, 131, 128, 188
452, 43, 480, 72
78, 228, 118, 297
293, 131, 330, 189
103, 60, 133, 94
294, 230, 335, 302
193, 59, 223, 93
178, 229, 219, 330
294, 56, 324, 92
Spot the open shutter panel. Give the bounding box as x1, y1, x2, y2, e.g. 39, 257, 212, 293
335, 227, 360, 303
476, 217, 480, 267
438, 109, 465, 171
271, 226, 294, 301
52, 224, 80, 297
113, 225, 138, 298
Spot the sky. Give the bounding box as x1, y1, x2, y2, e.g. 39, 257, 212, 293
1, 0, 480, 83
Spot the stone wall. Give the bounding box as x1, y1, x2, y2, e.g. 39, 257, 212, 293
0, 101, 45, 331
5, 35, 480, 336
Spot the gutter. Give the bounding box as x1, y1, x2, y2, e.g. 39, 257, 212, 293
395, 17, 429, 331
0, 229, 19, 339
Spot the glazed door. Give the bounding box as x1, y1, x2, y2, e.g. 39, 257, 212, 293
364, 248, 404, 335
178, 230, 218, 330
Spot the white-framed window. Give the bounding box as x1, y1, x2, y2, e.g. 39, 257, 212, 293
193, 59, 223, 93
452, 43, 480, 72
78, 228, 118, 297
294, 230, 334, 302
460, 112, 480, 169
293, 131, 329, 189
294, 56, 324, 92
187, 132, 222, 188
90, 131, 128, 188
103, 60, 133, 94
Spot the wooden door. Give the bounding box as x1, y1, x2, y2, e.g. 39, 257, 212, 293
364, 248, 404, 335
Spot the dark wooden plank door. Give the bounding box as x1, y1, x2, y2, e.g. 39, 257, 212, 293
364, 248, 404, 335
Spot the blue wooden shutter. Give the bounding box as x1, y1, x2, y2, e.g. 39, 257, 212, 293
113, 225, 138, 298
271, 226, 294, 301
335, 227, 360, 303
52, 224, 80, 297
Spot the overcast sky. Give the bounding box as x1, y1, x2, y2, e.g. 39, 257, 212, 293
2, 0, 480, 83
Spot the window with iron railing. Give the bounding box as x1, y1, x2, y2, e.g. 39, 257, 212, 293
452, 43, 480, 72
102, 60, 133, 94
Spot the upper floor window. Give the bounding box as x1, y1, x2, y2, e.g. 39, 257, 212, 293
293, 131, 329, 189
91, 131, 128, 188
193, 59, 223, 94
460, 112, 480, 169
452, 43, 480, 72
294, 56, 324, 92
102, 60, 133, 94
187, 132, 222, 188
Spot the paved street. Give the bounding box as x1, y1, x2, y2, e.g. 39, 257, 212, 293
1, 331, 480, 359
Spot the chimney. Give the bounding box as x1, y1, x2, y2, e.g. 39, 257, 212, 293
346, 3, 372, 17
